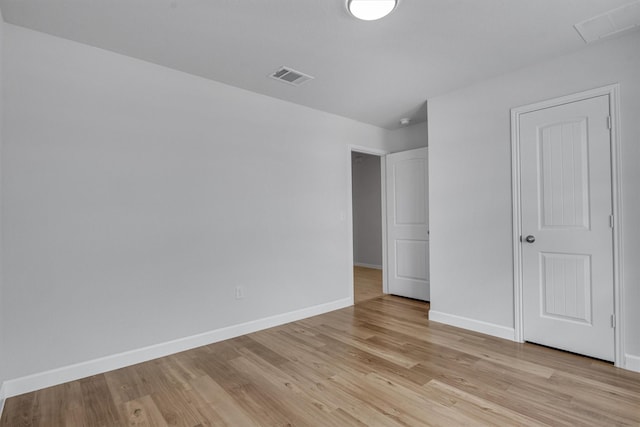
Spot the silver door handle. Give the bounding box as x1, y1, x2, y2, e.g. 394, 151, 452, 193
525, 235, 535, 243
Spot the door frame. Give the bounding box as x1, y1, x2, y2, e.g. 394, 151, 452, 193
510, 84, 624, 367
347, 145, 389, 303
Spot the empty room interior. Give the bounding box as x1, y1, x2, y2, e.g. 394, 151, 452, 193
0, 0, 639, 425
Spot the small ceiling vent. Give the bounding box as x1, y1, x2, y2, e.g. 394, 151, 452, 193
269, 66, 314, 86
575, 1, 640, 43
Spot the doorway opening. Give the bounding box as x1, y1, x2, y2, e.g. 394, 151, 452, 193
351, 151, 385, 304
347, 145, 430, 305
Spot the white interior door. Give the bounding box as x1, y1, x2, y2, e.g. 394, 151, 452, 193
519, 95, 614, 361
386, 147, 429, 301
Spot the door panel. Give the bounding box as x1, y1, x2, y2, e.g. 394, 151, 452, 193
520, 95, 614, 361
393, 158, 428, 225
396, 239, 428, 280
386, 148, 429, 301
538, 119, 590, 229
540, 252, 591, 324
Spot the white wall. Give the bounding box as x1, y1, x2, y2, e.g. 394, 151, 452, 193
351, 152, 382, 268
428, 30, 640, 366
1, 24, 400, 382
386, 121, 428, 152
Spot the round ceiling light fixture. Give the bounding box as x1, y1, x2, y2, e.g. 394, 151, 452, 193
347, 0, 398, 21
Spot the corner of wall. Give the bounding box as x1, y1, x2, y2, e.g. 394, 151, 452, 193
385, 120, 428, 153
0, 3, 7, 412
0, 382, 6, 421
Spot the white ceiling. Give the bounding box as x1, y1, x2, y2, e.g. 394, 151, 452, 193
0, 0, 633, 129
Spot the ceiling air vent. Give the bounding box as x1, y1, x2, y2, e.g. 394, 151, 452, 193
574, 1, 640, 43
269, 66, 314, 86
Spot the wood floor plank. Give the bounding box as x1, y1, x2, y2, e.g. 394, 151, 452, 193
2, 267, 639, 426
423, 380, 548, 426
148, 387, 210, 427
79, 375, 124, 427
189, 375, 259, 427
1, 389, 35, 427
353, 266, 383, 304
329, 371, 476, 426
121, 395, 169, 427
105, 364, 150, 406
228, 354, 340, 425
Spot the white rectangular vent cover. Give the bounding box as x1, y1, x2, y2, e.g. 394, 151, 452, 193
269, 67, 314, 86
575, 1, 640, 43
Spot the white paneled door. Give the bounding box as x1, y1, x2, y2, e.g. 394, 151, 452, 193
386, 147, 429, 301
519, 95, 614, 361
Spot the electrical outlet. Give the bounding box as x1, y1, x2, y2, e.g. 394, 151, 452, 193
235, 286, 244, 300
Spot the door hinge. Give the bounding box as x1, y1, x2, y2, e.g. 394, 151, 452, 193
609, 215, 614, 229
611, 314, 616, 328
607, 116, 612, 130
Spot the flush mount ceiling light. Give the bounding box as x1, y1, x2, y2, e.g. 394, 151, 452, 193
347, 0, 398, 21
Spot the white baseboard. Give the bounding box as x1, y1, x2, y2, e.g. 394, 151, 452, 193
625, 353, 640, 373
429, 310, 516, 341
2, 297, 352, 399
354, 262, 382, 270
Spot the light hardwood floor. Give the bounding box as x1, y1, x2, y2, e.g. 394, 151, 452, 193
2, 270, 639, 426
353, 266, 383, 304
